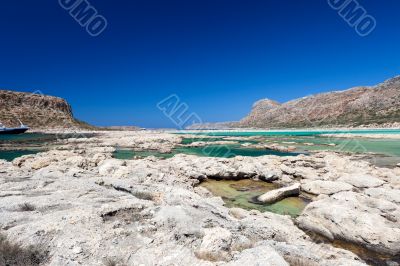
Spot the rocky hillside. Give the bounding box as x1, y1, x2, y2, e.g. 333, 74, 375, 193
0, 90, 93, 129
189, 76, 400, 129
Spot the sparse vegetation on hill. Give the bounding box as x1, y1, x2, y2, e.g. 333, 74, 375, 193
188, 76, 400, 129
0, 90, 95, 129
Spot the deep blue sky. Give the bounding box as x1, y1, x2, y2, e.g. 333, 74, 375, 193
1, 0, 399, 128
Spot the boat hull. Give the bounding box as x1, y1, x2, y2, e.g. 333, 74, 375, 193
0, 128, 29, 135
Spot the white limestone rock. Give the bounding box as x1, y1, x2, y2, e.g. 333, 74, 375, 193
337, 174, 385, 188
257, 183, 300, 204
227, 244, 289, 266
197, 227, 233, 261
297, 191, 400, 255
301, 180, 353, 195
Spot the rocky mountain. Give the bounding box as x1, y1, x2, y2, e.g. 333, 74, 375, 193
0, 90, 93, 129
186, 121, 237, 130
188, 76, 400, 129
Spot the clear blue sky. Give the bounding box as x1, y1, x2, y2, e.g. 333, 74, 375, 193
1, 0, 399, 128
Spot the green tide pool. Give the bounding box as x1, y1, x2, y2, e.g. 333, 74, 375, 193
200, 179, 309, 217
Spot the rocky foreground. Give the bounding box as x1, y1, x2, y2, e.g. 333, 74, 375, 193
1, 131, 400, 265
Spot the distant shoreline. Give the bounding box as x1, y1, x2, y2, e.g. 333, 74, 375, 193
177, 127, 400, 133
175, 128, 400, 139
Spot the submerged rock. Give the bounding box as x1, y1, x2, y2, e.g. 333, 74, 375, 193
257, 183, 300, 204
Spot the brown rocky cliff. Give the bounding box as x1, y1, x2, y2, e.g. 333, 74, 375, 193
0, 90, 92, 129
237, 76, 400, 128
187, 76, 400, 129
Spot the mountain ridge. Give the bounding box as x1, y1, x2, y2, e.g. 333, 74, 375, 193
187, 76, 400, 129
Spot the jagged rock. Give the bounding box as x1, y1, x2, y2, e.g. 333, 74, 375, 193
364, 187, 400, 204
337, 174, 385, 188
267, 240, 366, 266
197, 227, 233, 261
241, 143, 296, 153
257, 183, 300, 204
259, 171, 281, 182
227, 244, 289, 266
0, 89, 93, 129
301, 180, 353, 195
228, 208, 249, 220
182, 141, 239, 147
98, 159, 127, 175
1, 131, 399, 265
297, 191, 400, 256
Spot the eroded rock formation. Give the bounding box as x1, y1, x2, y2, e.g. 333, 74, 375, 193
0, 90, 92, 129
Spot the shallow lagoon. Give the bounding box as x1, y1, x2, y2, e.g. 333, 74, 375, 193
0, 133, 94, 161
0, 150, 40, 161
181, 131, 400, 167
115, 132, 400, 167
113, 143, 302, 160
200, 179, 309, 217
183, 129, 400, 136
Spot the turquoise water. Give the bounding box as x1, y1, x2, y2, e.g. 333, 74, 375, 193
0, 133, 94, 143
180, 137, 259, 145
276, 136, 400, 157
174, 145, 301, 158
0, 133, 94, 161
0, 150, 39, 161
113, 143, 301, 160
179, 131, 400, 167
182, 129, 400, 137
0, 133, 52, 142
